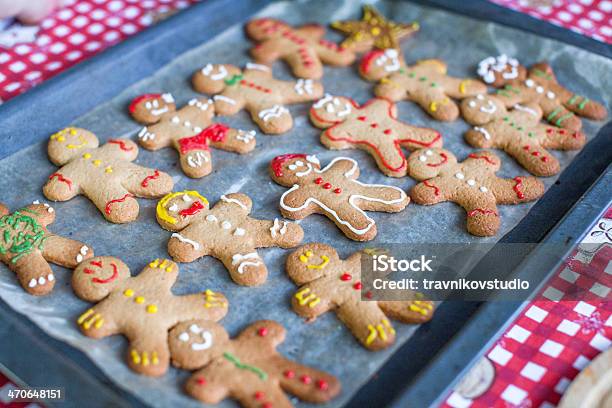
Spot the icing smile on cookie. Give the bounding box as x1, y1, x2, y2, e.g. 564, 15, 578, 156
299, 249, 330, 269
418, 149, 448, 167
83, 260, 119, 284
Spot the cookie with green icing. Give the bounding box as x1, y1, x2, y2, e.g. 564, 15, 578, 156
0, 201, 93, 296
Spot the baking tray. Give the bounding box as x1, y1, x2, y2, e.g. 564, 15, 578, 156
0, 1, 610, 407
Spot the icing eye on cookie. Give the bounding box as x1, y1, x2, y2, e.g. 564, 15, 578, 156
417, 149, 448, 167
271, 154, 319, 179
477, 54, 520, 84
129, 93, 175, 118
312, 94, 353, 122
178, 324, 214, 351
82, 259, 119, 285
157, 190, 209, 225
200, 63, 229, 81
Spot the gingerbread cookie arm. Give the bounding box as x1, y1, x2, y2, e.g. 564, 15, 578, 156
251, 219, 303, 249
378, 299, 435, 324
121, 164, 174, 199
273, 355, 341, 403
561, 90, 608, 120
464, 125, 504, 149
443, 77, 487, 99
291, 280, 336, 320
285, 46, 324, 80
491, 175, 544, 205
540, 126, 586, 150
324, 157, 360, 179
132, 258, 179, 292
41, 234, 92, 269
0, 203, 8, 216
540, 101, 583, 131
208, 127, 257, 154
351, 181, 409, 213
175, 290, 228, 320
294, 24, 326, 40
337, 300, 396, 350
463, 150, 502, 171
43, 170, 80, 202
395, 123, 443, 151
415, 89, 460, 122
11, 254, 56, 296
168, 229, 207, 263
237, 320, 286, 346
275, 78, 324, 104
279, 186, 315, 220
313, 41, 355, 67
99, 139, 139, 162
410, 177, 451, 205
249, 40, 282, 65
137, 120, 175, 151
505, 141, 561, 177
213, 193, 253, 215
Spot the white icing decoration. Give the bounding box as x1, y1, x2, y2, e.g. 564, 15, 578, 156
306, 155, 319, 165
294, 79, 314, 95
150, 106, 168, 116
467, 179, 476, 186
172, 233, 200, 250
525, 79, 534, 88
513, 104, 538, 117
479, 99, 497, 114
28, 279, 36, 288
190, 324, 203, 334
473, 126, 492, 140
221, 221, 232, 229
477, 54, 520, 83
206, 214, 218, 222
245, 62, 269, 71
201, 64, 228, 80
76, 254, 83, 263
295, 162, 313, 177
258, 105, 288, 121
38, 277, 46, 285
187, 152, 208, 168
231, 252, 261, 274
33, 200, 40, 204
183, 194, 192, 202
337, 103, 352, 117
161, 93, 174, 103
455, 172, 465, 180
476, 94, 485, 100
48, 274, 54, 282
137, 127, 155, 141
546, 91, 555, 99
419, 155, 426, 162
178, 332, 190, 342
425, 150, 433, 156
171, 116, 180, 124
270, 218, 288, 237
480, 186, 488, 192
191, 331, 213, 351
468, 101, 476, 108
313, 94, 334, 108
234, 228, 246, 236
236, 129, 256, 143
536, 86, 544, 94
279, 157, 406, 236
213, 95, 237, 105
169, 203, 178, 212
220, 195, 247, 210
288, 164, 297, 170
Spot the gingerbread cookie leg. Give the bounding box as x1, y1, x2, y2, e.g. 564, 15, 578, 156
223, 249, 267, 286
379, 300, 435, 324
83, 183, 139, 223
444, 78, 487, 99
418, 90, 459, 122
337, 300, 396, 350
458, 196, 501, 237
274, 356, 341, 403
41, 235, 92, 269
291, 281, 335, 320
12, 254, 56, 296
350, 183, 410, 212
252, 219, 303, 249
127, 336, 170, 376
168, 229, 207, 263
563, 93, 608, 121
541, 100, 582, 131
176, 146, 213, 179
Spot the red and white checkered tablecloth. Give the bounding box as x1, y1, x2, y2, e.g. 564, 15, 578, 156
0, 0, 200, 102
490, 0, 612, 44
443, 206, 612, 408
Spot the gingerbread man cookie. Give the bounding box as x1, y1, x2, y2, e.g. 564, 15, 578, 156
269, 154, 409, 241
43, 127, 174, 224
407, 148, 545, 236
74, 256, 228, 376
461, 94, 586, 176
361, 53, 487, 121
0, 201, 93, 296
287, 243, 434, 350
156, 191, 303, 286
331, 5, 419, 52
169, 319, 340, 407
309, 94, 442, 177
129, 93, 256, 178
245, 18, 355, 80
192, 63, 324, 134
477, 56, 607, 131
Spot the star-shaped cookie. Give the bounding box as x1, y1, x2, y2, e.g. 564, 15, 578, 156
331, 5, 419, 52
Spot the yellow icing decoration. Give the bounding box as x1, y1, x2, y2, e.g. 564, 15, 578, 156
77, 309, 94, 324
376, 324, 387, 341
146, 305, 158, 314
299, 250, 329, 269
92, 159, 101, 167
67, 135, 87, 149
69, 128, 77, 135
429, 98, 449, 112
105, 166, 113, 173
82, 153, 91, 159
365, 325, 377, 345
204, 289, 226, 308
156, 190, 209, 225
383, 319, 395, 335
149, 259, 160, 268
142, 352, 149, 366
94, 318, 104, 329
123, 289, 134, 297
135, 296, 145, 304
131, 350, 141, 364
152, 352, 159, 365
459, 80, 470, 94
295, 287, 319, 306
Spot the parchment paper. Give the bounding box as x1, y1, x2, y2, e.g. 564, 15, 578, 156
0, 1, 610, 407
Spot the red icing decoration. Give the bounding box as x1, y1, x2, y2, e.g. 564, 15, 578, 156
541, 156, 548, 162
107, 139, 134, 151
340, 273, 352, 281
129, 94, 162, 114
105, 194, 134, 215
353, 282, 362, 290
317, 379, 329, 391
360, 49, 385, 74
546, 128, 553, 134
300, 375, 312, 385
333, 188, 342, 194
314, 98, 442, 172
357, 116, 367, 121
90, 260, 103, 267
523, 145, 530, 150
196, 377, 206, 385
314, 177, 323, 184
383, 128, 392, 135
365, 291, 373, 299
271, 154, 308, 177
468, 153, 496, 165
92, 262, 119, 284
240, 79, 272, 93
531, 151, 540, 157
370, 123, 378, 128
284, 370, 295, 379
254, 391, 265, 400
467, 208, 498, 217
262, 403, 272, 408
559, 129, 566, 135
140, 170, 160, 188
49, 173, 73, 190
572, 132, 579, 139
257, 327, 268, 337
323, 183, 332, 189
422, 180, 440, 196
426, 152, 448, 167
83, 268, 95, 275
178, 124, 229, 154
179, 201, 204, 217
513, 177, 525, 199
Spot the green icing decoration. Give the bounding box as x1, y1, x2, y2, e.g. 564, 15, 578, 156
568, 95, 579, 105
556, 113, 574, 126
547, 107, 561, 121
578, 98, 589, 110
0, 211, 46, 264
223, 352, 268, 381
224, 74, 243, 86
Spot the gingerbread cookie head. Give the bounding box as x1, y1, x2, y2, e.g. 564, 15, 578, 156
269, 154, 322, 187
72, 256, 130, 302
156, 190, 210, 231
129, 93, 176, 124
168, 320, 230, 370
358, 48, 404, 82
460, 94, 509, 125
244, 18, 291, 41
477, 54, 526, 87
191, 64, 242, 96
406, 148, 459, 180
285, 242, 340, 285
48, 127, 100, 166
308, 94, 356, 127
